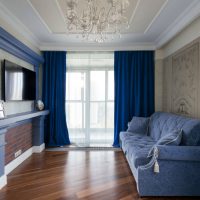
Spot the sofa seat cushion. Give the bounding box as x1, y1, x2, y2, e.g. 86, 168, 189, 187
120, 132, 155, 168
126, 144, 152, 168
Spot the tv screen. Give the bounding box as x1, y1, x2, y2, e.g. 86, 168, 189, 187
2, 60, 36, 101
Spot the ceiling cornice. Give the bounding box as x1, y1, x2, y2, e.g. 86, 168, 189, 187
0, 2, 40, 53
155, 0, 200, 48
39, 43, 156, 51
1, 0, 200, 52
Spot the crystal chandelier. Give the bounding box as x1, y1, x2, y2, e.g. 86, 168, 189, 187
65, 0, 130, 43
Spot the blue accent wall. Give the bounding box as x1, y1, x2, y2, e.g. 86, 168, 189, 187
0, 27, 44, 105
0, 27, 44, 66
0, 27, 45, 181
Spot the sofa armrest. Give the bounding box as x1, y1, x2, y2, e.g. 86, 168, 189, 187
157, 145, 200, 162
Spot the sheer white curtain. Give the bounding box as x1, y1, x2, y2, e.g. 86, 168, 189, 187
66, 52, 114, 147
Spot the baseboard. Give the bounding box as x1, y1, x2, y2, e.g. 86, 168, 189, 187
0, 175, 7, 189
5, 147, 33, 175
33, 143, 45, 153
0, 144, 45, 190
5, 143, 45, 175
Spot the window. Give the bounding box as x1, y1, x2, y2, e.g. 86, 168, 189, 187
66, 52, 114, 147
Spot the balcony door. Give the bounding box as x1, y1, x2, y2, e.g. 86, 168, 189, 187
66, 52, 114, 147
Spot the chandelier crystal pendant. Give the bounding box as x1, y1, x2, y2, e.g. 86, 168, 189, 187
65, 0, 130, 43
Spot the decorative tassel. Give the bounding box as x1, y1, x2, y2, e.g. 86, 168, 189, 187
154, 160, 160, 173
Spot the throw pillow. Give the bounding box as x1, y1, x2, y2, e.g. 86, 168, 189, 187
147, 129, 182, 157
127, 116, 149, 135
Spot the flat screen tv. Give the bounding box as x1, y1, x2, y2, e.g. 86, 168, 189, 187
2, 60, 36, 101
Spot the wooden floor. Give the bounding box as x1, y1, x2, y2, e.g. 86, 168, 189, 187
0, 150, 198, 200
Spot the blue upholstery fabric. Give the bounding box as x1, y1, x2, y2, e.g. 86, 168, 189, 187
127, 117, 149, 135
148, 112, 200, 145
147, 129, 182, 157
120, 112, 200, 196
157, 145, 200, 161
156, 129, 182, 145
138, 160, 200, 196
120, 132, 154, 168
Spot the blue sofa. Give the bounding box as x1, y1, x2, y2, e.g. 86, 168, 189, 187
120, 112, 200, 196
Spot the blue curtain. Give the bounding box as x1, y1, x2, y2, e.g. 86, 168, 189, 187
113, 51, 155, 147
42, 51, 70, 146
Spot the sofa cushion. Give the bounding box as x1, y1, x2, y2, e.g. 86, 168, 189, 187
127, 116, 149, 135
120, 132, 153, 143
120, 132, 155, 168
120, 132, 155, 151
148, 129, 182, 157
126, 141, 153, 168
157, 129, 183, 146
148, 112, 200, 146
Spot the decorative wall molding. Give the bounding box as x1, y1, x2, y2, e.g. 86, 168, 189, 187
171, 44, 199, 117
0, 2, 40, 53
0, 27, 44, 66
156, 0, 200, 48
163, 42, 200, 118
39, 43, 156, 51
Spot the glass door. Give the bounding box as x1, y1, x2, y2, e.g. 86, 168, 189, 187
66, 71, 86, 145
66, 70, 114, 147
89, 70, 114, 146
66, 52, 114, 147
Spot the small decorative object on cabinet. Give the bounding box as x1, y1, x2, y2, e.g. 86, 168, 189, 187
36, 100, 44, 111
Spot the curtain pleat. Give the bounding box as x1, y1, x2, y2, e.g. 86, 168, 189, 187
42, 51, 70, 146
113, 51, 155, 147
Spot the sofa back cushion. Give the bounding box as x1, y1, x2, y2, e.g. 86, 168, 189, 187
148, 112, 200, 146
127, 117, 149, 135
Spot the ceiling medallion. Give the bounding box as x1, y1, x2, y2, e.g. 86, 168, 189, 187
65, 0, 130, 43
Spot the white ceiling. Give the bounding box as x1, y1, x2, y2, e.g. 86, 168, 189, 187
0, 0, 200, 51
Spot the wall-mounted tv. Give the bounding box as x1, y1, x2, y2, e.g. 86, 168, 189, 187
2, 60, 36, 101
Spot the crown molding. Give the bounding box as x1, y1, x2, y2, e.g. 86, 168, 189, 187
0, 2, 40, 53
155, 0, 200, 48
0, 27, 44, 66
39, 43, 156, 51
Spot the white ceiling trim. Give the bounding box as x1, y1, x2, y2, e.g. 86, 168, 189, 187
1, 0, 200, 52
144, 0, 168, 34
155, 0, 200, 48
27, 0, 53, 34
129, 0, 140, 25
55, 0, 66, 24
39, 43, 156, 51
0, 2, 40, 51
